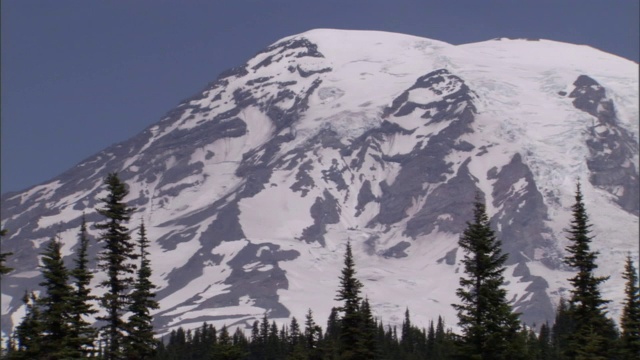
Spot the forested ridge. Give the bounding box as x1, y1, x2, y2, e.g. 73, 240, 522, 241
0, 174, 638, 360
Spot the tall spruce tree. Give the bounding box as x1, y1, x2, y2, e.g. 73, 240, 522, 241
37, 236, 77, 358
563, 182, 617, 358
126, 221, 160, 359
359, 298, 377, 359
69, 215, 98, 356
400, 308, 413, 354
537, 322, 552, 360
619, 254, 640, 359
13, 291, 43, 358
95, 172, 137, 359
453, 195, 521, 360
335, 240, 366, 360
303, 308, 322, 360
551, 297, 573, 360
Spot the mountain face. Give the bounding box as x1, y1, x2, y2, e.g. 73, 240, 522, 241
2, 29, 638, 337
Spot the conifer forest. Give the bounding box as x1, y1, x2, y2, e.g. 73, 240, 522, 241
0, 174, 638, 360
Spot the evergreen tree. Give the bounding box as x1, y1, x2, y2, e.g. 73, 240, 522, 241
453, 195, 521, 359
13, 291, 43, 358
323, 307, 341, 360
426, 320, 435, 358
358, 298, 377, 359
432, 316, 452, 360
619, 254, 640, 359
335, 241, 366, 360
250, 319, 263, 359
69, 215, 98, 356
563, 183, 617, 358
95, 172, 138, 359
537, 322, 552, 360
304, 308, 323, 360
400, 308, 413, 354
126, 221, 160, 359
213, 325, 245, 360
37, 236, 77, 358
551, 298, 573, 360
0, 228, 13, 276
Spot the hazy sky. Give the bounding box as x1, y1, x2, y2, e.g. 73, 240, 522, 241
1, 0, 638, 194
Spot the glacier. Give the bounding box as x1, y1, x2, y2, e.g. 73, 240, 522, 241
1, 29, 638, 339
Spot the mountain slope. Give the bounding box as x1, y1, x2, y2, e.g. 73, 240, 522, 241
2, 29, 638, 338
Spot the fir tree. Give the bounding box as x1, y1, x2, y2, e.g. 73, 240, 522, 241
537, 322, 552, 360
95, 172, 138, 359
563, 182, 617, 358
551, 298, 573, 360
126, 221, 160, 359
358, 298, 377, 359
13, 291, 43, 358
453, 195, 521, 359
426, 320, 435, 358
69, 215, 98, 356
619, 254, 640, 359
304, 308, 322, 360
335, 240, 366, 360
37, 236, 77, 358
0, 228, 13, 276
400, 308, 413, 354
323, 307, 341, 360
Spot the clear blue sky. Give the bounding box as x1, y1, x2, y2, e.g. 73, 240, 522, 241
1, 0, 638, 194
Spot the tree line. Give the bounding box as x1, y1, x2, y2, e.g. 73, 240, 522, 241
1, 173, 158, 359
0, 175, 638, 359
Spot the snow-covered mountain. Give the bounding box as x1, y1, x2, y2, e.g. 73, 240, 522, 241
2, 29, 638, 338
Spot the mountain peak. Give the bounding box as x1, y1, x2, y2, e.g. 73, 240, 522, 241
2, 30, 638, 338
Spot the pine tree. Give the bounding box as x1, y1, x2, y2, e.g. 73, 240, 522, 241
453, 195, 521, 359
563, 182, 617, 358
126, 221, 159, 359
335, 240, 366, 360
37, 235, 77, 358
95, 172, 138, 359
69, 215, 98, 356
619, 254, 640, 359
0, 228, 13, 276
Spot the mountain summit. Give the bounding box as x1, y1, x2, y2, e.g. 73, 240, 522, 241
2, 29, 638, 337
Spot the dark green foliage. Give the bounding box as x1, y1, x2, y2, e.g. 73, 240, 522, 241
358, 298, 377, 359
126, 221, 160, 359
400, 308, 427, 359
95, 172, 138, 359
304, 309, 323, 360
537, 322, 552, 360
563, 183, 617, 358
12, 292, 43, 358
37, 236, 78, 358
432, 316, 455, 360
400, 308, 413, 354
551, 298, 574, 360
213, 325, 246, 360
334, 241, 368, 360
69, 215, 98, 356
7, 181, 634, 360
0, 228, 13, 276
453, 195, 521, 359
619, 254, 640, 359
